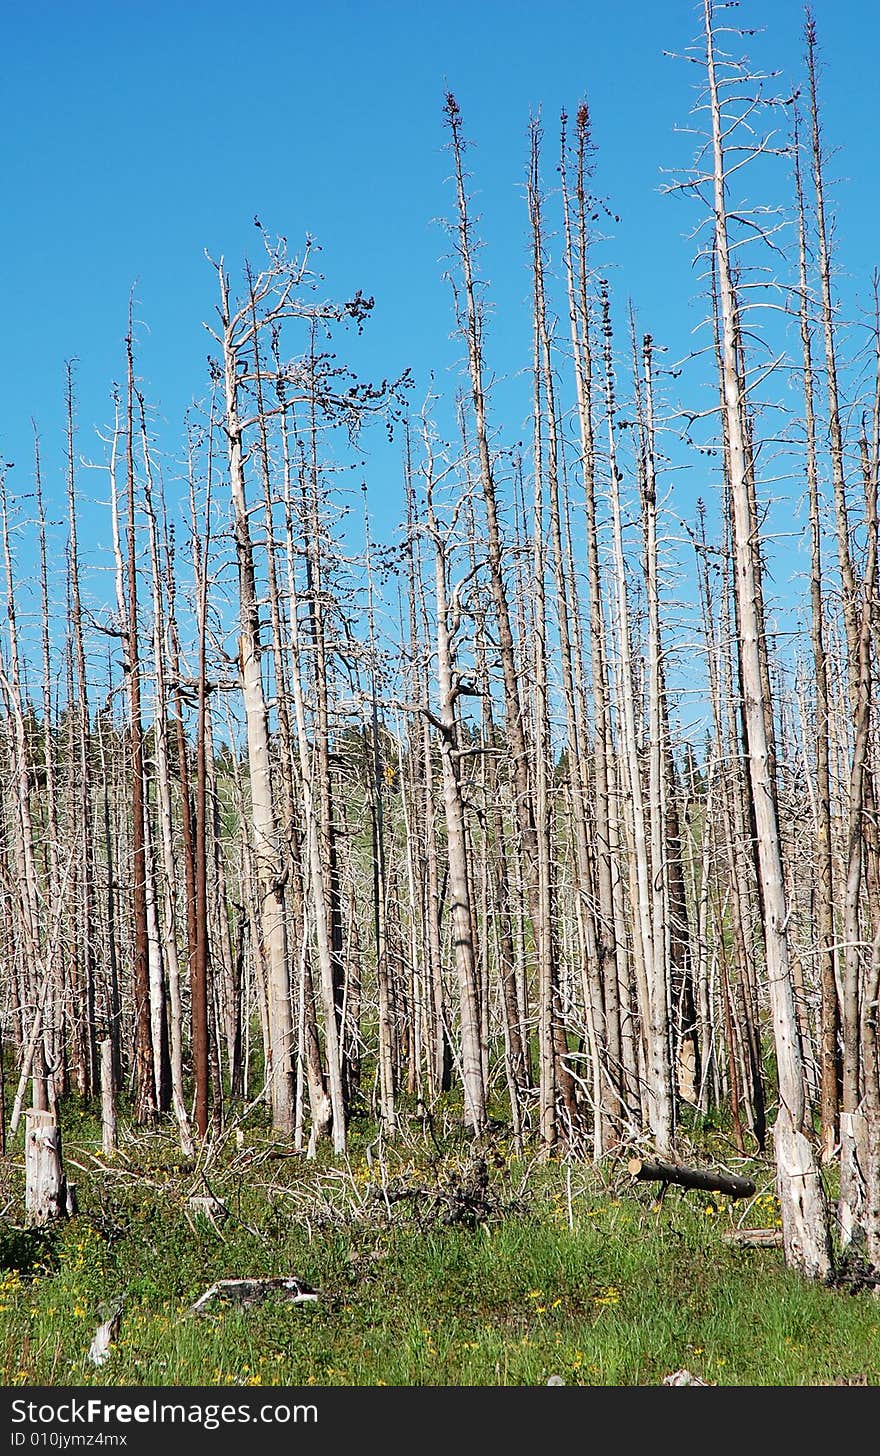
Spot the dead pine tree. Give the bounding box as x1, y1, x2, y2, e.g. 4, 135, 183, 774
406, 419, 487, 1136
277, 390, 335, 1151
249, 281, 330, 1132
792, 103, 839, 1166
444, 96, 576, 1139
559, 101, 636, 1137
403, 455, 454, 1103
33, 427, 66, 1100
362, 497, 398, 1134
687, 503, 756, 1147
803, 13, 880, 1244
839, 425, 879, 1248
688, 0, 832, 1278
531, 116, 618, 1152
114, 325, 160, 1123
138, 394, 194, 1153
527, 120, 563, 1151
281, 423, 347, 1156
600, 284, 675, 1153
207, 250, 297, 1138
0, 467, 50, 1120
187, 415, 215, 1141
632, 323, 701, 1113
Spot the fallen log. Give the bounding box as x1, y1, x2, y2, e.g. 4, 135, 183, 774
186, 1277, 319, 1316
627, 1157, 756, 1201
722, 1227, 783, 1248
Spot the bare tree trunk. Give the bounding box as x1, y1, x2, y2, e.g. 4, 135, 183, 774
0, 469, 48, 1117
703, 0, 831, 1277
405, 467, 452, 1099
280, 437, 342, 1154
421, 438, 487, 1135
805, 16, 858, 667
528, 123, 560, 1149
119, 324, 156, 1123
277, 395, 332, 1147
95, 698, 122, 1090
214, 259, 295, 1136
300, 351, 348, 1113
64, 365, 98, 1098
140, 400, 192, 1149
364, 508, 397, 1133
100, 1039, 117, 1157
444, 101, 555, 1114
189, 424, 213, 1140
560, 104, 629, 1127
793, 109, 839, 1163
34, 428, 65, 1100
601, 286, 674, 1151
838, 437, 878, 1245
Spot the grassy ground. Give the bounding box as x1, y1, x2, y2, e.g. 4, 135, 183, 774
1, 1105, 878, 1388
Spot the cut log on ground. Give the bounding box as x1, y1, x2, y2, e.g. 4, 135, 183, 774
186, 1277, 320, 1316
722, 1228, 784, 1248
627, 1157, 756, 1200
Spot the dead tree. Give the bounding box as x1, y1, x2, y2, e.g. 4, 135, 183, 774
560, 103, 633, 1133
118, 322, 158, 1123
793, 105, 839, 1164
209, 252, 297, 1137
698, 0, 831, 1278
601, 285, 675, 1153
410, 423, 487, 1136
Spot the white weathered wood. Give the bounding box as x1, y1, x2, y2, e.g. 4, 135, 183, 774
141, 439, 193, 1158
662, 1369, 710, 1387
88, 1302, 123, 1367
187, 1277, 319, 1317
722, 1228, 783, 1249
603, 290, 674, 1153
217, 259, 296, 1139
703, 0, 831, 1279
25, 1109, 67, 1226
100, 1039, 117, 1156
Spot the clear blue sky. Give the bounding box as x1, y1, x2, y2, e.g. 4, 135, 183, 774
2, 1, 879, 645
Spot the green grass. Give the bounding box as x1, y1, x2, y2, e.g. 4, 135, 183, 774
1, 1111, 878, 1387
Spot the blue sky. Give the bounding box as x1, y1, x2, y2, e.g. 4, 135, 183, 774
2, 1, 879, 677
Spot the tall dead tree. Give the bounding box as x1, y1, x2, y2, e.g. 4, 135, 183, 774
417, 425, 487, 1135
34, 429, 64, 1097
115, 329, 158, 1124
793, 106, 839, 1163
560, 103, 633, 1133
700, 0, 831, 1278
209, 253, 296, 1137
139, 395, 193, 1151
601, 286, 675, 1152
443, 97, 579, 1135
0, 468, 47, 1117
528, 121, 561, 1150
64, 365, 100, 1098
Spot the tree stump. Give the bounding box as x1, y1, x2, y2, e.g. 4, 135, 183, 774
25, 1109, 68, 1226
